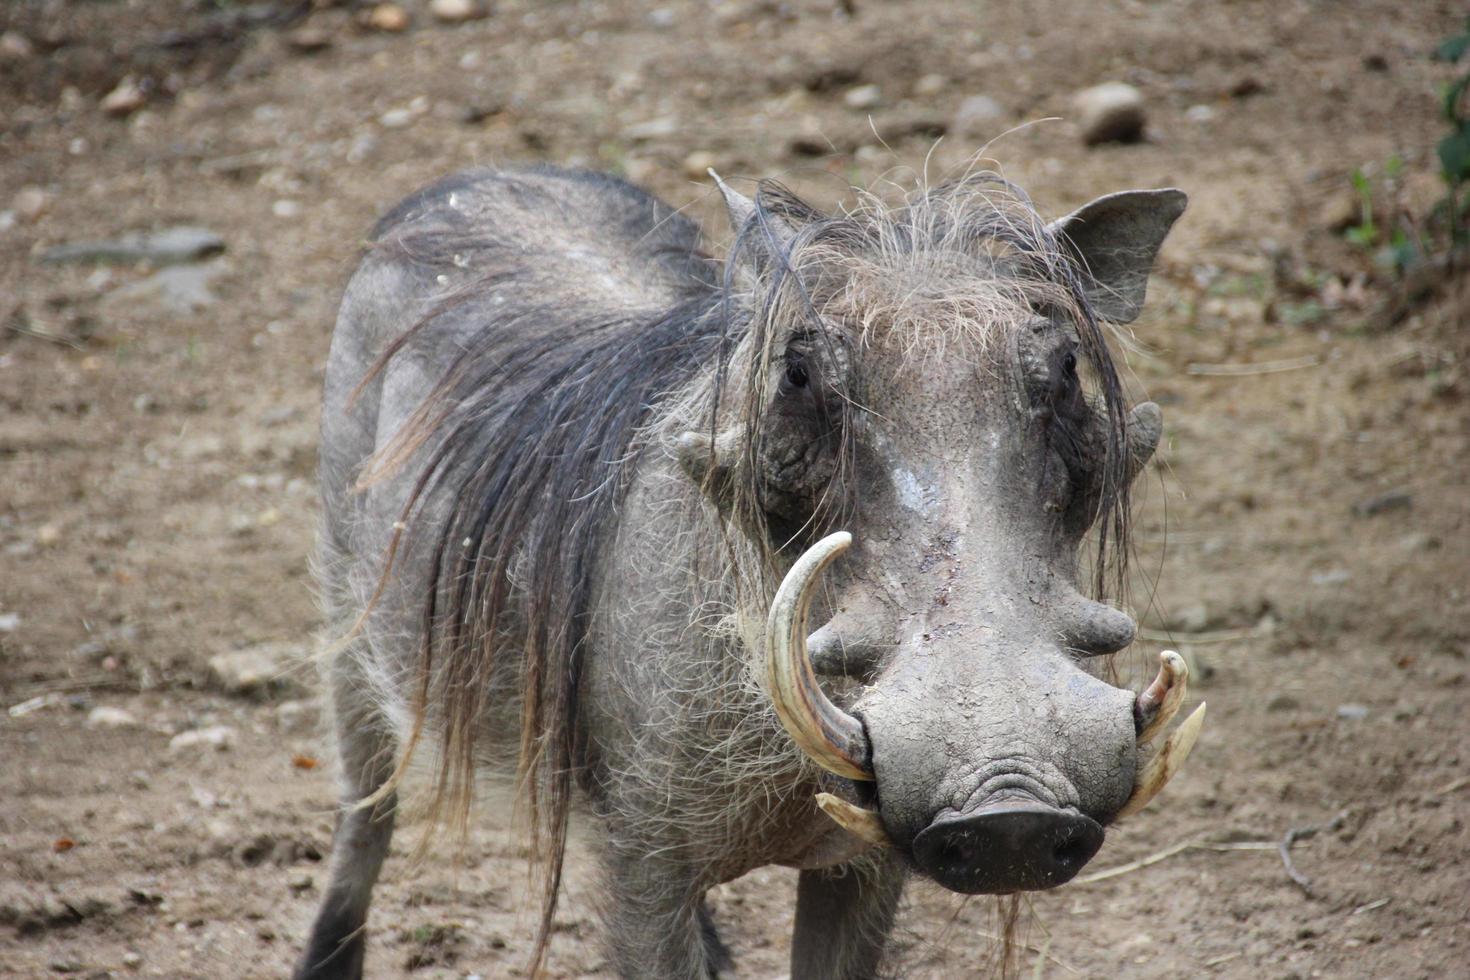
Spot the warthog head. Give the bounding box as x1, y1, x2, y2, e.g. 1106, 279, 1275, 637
681, 173, 1199, 893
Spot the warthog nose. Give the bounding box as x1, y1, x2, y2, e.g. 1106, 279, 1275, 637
911, 802, 1104, 894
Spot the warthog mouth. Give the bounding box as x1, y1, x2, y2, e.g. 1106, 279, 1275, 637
768, 532, 1206, 872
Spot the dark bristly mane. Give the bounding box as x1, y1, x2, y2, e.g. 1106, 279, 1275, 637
357, 168, 1133, 973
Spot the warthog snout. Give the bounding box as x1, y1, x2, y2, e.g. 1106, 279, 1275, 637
768, 532, 1205, 893
912, 801, 1104, 893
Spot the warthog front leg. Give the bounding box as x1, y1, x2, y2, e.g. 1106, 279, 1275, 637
600, 847, 731, 979
791, 854, 906, 980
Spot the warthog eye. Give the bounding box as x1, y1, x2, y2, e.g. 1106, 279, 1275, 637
783, 353, 810, 390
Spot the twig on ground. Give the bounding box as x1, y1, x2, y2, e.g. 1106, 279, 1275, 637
1279, 810, 1349, 897
1137, 626, 1260, 645
1075, 838, 1277, 884
1186, 355, 1320, 376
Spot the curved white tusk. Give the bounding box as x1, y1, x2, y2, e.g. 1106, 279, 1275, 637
1116, 701, 1206, 818
1136, 649, 1189, 745
766, 531, 873, 780
815, 792, 890, 847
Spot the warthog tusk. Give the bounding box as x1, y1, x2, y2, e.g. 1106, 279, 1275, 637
815, 792, 890, 847
766, 531, 874, 781
1135, 649, 1188, 745
1116, 701, 1206, 818
1123, 401, 1163, 485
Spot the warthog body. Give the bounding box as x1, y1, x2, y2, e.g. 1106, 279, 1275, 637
297, 165, 1194, 979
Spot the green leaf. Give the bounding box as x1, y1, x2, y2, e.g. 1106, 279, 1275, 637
1441, 75, 1470, 120
1436, 34, 1470, 62
1438, 130, 1470, 180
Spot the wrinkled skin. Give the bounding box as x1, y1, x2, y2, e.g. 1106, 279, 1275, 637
296, 166, 1187, 980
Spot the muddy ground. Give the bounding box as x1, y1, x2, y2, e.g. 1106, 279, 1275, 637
2, 1, 1467, 977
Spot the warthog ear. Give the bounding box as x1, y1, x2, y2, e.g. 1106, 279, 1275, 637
710, 169, 813, 268
1048, 189, 1187, 324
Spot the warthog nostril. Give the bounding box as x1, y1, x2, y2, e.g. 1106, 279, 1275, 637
911, 802, 1104, 895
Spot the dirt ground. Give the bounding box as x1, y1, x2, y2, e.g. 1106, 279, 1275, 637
2, 1, 1467, 977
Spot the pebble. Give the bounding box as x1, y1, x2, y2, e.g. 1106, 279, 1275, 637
1266, 693, 1300, 713
1336, 703, 1369, 721
121, 951, 142, 970
102, 263, 224, 315
843, 84, 883, 110
950, 94, 1005, 138
286, 27, 332, 54
12, 186, 48, 222
275, 699, 318, 733
913, 73, 947, 97
379, 107, 415, 129
168, 725, 236, 753
208, 641, 305, 698
682, 150, 718, 180
365, 3, 410, 32
430, 0, 487, 24
86, 706, 139, 729
35, 523, 61, 546
272, 199, 301, 218
0, 612, 18, 632
101, 77, 146, 117
0, 30, 35, 61
1352, 490, 1412, 517
1185, 103, 1216, 123
1074, 81, 1146, 145
39, 226, 225, 266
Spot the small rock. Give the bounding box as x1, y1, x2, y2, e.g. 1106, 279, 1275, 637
379, 108, 415, 129
168, 725, 236, 753
208, 641, 304, 698
272, 199, 302, 218
0, 30, 35, 61
843, 84, 883, 110
39, 226, 225, 266
12, 186, 48, 222
121, 951, 142, 970
1185, 103, 1216, 123
0, 612, 19, 632
1352, 490, 1412, 517
103, 262, 224, 315
287, 870, 314, 893
913, 73, 947, 97
35, 523, 61, 546
1336, 703, 1369, 721
101, 77, 146, 117
682, 150, 718, 180
430, 0, 486, 24
950, 94, 1005, 138
622, 116, 678, 141
1228, 75, 1265, 99
1266, 693, 1300, 713
86, 706, 138, 729
1398, 532, 1441, 553
1319, 192, 1360, 232
1310, 568, 1351, 587
1075, 81, 1146, 145
647, 8, 676, 29
286, 27, 332, 54
365, 3, 410, 32
1362, 53, 1388, 73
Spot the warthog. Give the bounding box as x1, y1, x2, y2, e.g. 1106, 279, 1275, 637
296, 164, 1201, 979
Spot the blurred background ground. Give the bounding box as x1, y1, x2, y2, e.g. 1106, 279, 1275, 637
1, 1, 1467, 977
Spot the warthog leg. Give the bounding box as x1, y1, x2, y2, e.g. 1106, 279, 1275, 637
295, 647, 399, 980
791, 854, 906, 980
600, 846, 731, 979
